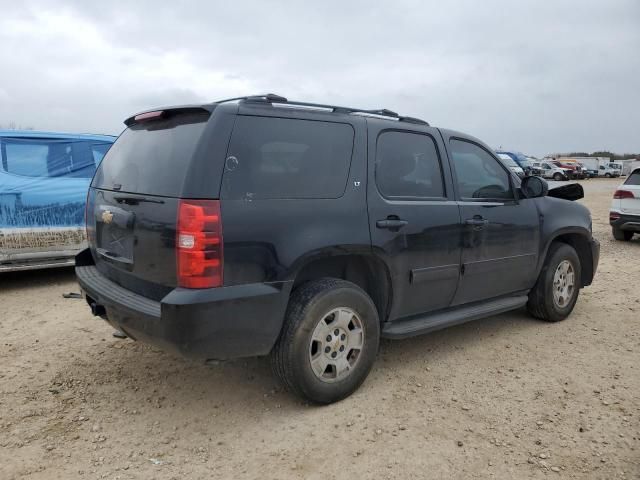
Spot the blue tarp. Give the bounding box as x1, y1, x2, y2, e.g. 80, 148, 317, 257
0, 133, 115, 229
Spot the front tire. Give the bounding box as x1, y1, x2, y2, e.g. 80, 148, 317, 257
612, 228, 633, 241
271, 278, 380, 404
527, 243, 581, 322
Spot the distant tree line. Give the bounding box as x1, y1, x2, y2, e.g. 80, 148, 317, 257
0, 121, 35, 130
562, 151, 639, 160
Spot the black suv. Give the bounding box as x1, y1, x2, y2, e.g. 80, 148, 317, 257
76, 94, 599, 404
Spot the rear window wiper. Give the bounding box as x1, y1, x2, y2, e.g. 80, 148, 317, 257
114, 195, 165, 205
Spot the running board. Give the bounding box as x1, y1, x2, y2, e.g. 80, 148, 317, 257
381, 295, 528, 339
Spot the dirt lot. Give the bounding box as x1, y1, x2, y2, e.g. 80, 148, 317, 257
1, 178, 638, 480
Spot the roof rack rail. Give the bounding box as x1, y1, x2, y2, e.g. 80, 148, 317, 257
214, 94, 429, 126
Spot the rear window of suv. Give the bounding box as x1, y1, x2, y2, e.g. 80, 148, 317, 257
625, 170, 640, 185
221, 116, 354, 200
92, 111, 209, 196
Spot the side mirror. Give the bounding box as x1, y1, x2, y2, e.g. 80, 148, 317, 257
521, 175, 548, 198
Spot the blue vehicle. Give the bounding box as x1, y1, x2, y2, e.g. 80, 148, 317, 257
1, 130, 115, 271
495, 150, 535, 176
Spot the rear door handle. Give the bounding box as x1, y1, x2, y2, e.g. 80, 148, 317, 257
376, 218, 408, 230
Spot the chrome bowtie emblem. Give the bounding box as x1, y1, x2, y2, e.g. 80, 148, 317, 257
101, 210, 114, 224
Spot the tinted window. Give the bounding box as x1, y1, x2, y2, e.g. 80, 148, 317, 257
2, 138, 98, 178
625, 170, 640, 185
376, 131, 444, 198
450, 139, 513, 200
93, 112, 209, 196
222, 116, 354, 200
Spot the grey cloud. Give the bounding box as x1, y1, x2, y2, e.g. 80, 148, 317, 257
0, 0, 638, 156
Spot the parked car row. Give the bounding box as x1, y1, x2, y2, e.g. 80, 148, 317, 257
495, 150, 623, 181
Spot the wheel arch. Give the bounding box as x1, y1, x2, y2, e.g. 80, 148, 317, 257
540, 229, 594, 287
290, 252, 393, 323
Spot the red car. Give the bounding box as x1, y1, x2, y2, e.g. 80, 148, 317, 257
552, 161, 585, 179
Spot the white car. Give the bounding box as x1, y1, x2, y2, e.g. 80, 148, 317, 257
532, 161, 571, 181
496, 153, 525, 177
610, 168, 640, 241
599, 164, 621, 178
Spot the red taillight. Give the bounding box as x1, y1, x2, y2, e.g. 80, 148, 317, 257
84, 189, 93, 242
84, 191, 89, 233
177, 199, 223, 289
613, 189, 635, 199
610, 211, 621, 221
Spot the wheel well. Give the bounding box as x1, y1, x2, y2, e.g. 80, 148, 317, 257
292, 255, 392, 322
552, 233, 593, 287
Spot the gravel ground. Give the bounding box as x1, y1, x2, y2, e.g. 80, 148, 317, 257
1, 178, 638, 479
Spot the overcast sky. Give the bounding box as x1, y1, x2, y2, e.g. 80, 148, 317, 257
0, 0, 638, 156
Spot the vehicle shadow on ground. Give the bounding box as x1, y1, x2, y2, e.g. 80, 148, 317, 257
66, 306, 543, 420
10, 268, 551, 413
0, 266, 76, 290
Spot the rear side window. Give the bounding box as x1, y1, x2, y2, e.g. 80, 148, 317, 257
222, 116, 354, 200
375, 131, 445, 199
625, 170, 640, 185
92, 112, 209, 196
1, 138, 99, 178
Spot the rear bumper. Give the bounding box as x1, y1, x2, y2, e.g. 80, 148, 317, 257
76, 260, 292, 360
610, 212, 640, 232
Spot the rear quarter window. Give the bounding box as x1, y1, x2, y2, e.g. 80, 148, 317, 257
221, 116, 354, 200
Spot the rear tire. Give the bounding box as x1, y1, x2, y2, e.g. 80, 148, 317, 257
271, 278, 380, 404
553, 173, 563, 181
527, 243, 581, 322
612, 228, 633, 241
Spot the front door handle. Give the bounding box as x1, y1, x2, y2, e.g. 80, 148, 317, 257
376, 218, 408, 230
465, 216, 489, 228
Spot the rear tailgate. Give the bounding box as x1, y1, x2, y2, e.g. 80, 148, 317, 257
87, 108, 214, 299
619, 170, 640, 215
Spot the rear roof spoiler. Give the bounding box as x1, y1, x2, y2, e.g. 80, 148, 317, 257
124, 105, 214, 127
